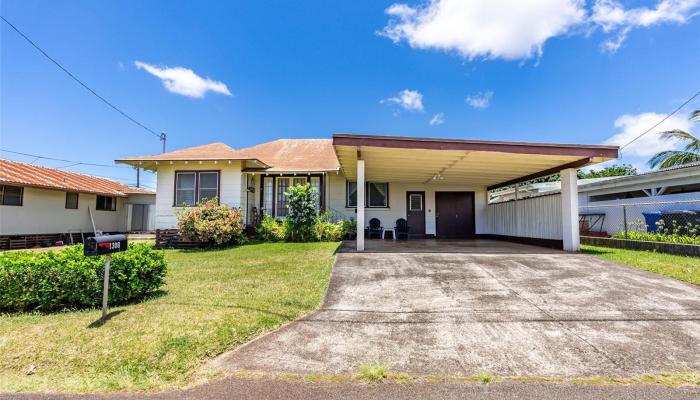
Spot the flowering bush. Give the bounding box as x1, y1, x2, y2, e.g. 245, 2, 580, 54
177, 198, 246, 246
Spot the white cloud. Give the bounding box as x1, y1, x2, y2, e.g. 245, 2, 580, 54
379, 0, 586, 60
429, 112, 445, 125
465, 91, 493, 109
604, 112, 692, 157
591, 0, 700, 52
379, 0, 699, 59
134, 61, 232, 98
381, 89, 425, 112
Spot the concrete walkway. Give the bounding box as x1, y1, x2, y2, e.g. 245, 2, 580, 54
214, 240, 700, 378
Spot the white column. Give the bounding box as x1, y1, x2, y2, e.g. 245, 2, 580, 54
356, 159, 365, 251
560, 168, 580, 251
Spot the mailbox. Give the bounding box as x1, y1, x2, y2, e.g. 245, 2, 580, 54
84, 234, 128, 256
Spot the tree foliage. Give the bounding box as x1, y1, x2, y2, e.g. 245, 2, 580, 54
649, 110, 700, 169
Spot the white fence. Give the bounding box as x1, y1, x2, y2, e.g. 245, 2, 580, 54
486, 194, 562, 240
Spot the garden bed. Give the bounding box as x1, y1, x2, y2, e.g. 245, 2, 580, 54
581, 236, 700, 257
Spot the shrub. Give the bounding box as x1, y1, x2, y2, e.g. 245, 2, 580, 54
177, 197, 246, 246
284, 184, 319, 242
0, 244, 167, 312
256, 213, 285, 241
339, 218, 357, 239
612, 231, 700, 245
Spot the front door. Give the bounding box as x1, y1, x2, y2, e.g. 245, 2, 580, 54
435, 192, 475, 238
406, 191, 425, 236
131, 204, 148, 232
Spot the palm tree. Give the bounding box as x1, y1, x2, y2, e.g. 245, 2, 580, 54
648, 110, 700, 169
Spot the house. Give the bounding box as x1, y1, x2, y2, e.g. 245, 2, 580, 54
489, 177, 617, 203
0, 159, 155, 249
116, 134, 619, 251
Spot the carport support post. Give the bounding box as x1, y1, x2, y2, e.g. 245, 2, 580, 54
356, 159, 365, 251
560, 168, 580, 252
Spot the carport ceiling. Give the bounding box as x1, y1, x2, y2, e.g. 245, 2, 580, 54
333, 134, 619, 189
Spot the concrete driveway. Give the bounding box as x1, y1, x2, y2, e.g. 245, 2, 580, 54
213, 240, 700, 378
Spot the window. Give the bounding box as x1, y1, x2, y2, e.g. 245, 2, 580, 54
367, 182, 389, 207
0, 185, 23, 206
409, 193, 423, 211
346, 181, 389, 208
310, 176, 321, 211
96, 195, 116, 211
346, 181, 357, 207
276, 178, 291, 217
65, 192, 79, 209
174, 171, 220, 206
262, 177, 274, 215
198, 172, 219, 202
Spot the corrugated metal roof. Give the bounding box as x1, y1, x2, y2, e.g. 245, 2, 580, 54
0, 159, 153, 197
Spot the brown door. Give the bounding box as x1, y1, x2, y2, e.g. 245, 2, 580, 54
406, 191, 425, 236
435, 192, 475, 238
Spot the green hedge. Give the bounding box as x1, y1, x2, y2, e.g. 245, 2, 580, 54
0, 244, 167, 312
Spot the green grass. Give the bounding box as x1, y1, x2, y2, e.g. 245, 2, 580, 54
358, 362, 389, 383
0, 242, 339, 393
581, 245, 699, 285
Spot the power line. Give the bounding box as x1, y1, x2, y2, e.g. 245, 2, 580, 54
1, 148, 132, 169
620, 89, 700, 151
0, 14, 161, 139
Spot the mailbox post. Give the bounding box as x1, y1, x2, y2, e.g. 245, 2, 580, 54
84, 234, 128, 321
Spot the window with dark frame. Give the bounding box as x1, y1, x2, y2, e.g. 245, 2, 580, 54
260, 175, 324, 218
0, 185, 23, 206
346, 181, 389, 208
96, 195, 117, 211
174, 171, 220, 206
65, 192, 79, 209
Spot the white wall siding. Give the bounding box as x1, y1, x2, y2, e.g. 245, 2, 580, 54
0, 187, 129, 235
326, 173, 488, 235
485, 194, 563, 240
154, 161, 243, 229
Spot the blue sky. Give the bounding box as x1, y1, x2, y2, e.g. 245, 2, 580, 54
2, 0, 699, 189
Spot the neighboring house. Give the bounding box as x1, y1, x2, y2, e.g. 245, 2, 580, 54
577, 162, 700, 205
489, 177, 617, 203
116, 133, 619, 252
0, 159, 155, 249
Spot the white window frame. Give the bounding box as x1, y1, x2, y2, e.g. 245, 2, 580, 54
346, 181, 389, 208
174, 171, 220, 206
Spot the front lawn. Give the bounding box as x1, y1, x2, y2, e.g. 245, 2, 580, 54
0, 242, 339, 393
581, 245, 699, 285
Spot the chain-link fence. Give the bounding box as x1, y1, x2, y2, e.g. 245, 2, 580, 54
579, 199, 700, 239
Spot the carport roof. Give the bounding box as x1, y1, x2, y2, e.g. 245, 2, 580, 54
332, 133, 619, 189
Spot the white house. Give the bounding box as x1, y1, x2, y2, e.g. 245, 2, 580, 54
116, 134, 619, 251
0, 159, 155, 249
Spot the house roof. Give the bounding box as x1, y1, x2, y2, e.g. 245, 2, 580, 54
239, 139, 340, 172
0, 159, 153, 197
115, 142, 265, 163
578, 161, 700, 192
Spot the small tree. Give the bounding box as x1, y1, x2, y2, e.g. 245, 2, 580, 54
176, 198, 246, 246
284, 183, 318, 242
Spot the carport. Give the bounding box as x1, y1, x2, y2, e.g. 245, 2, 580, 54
332, 134, 619, 252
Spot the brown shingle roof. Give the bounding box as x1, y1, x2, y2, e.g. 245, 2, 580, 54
239, 139, 340, 172
116, 142, 262, 162
0, 159, 153, 197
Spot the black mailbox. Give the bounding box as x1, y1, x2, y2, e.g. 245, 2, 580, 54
84, 234, 128, 256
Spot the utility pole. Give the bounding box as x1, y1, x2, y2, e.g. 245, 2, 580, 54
160, 130, 167, 153
136, 167, 140, 188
